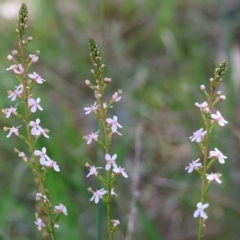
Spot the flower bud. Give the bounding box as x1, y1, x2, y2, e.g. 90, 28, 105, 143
200, 85, 205, 91
104, 77, 112, 83
85, 80, 91, 86
12, 50, 18, 55
210, 78, 214, 82
91, 69, 95, 74
7, 55, 13, 61
203, 107, 210, 114
27, 36, 33, 41
101, 64, 105, 69
219, 95, 226, 101
217, 91, 221, 95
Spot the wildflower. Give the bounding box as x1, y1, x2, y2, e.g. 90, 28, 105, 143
29, 54, 38, 63
112, 92, 121, 102
45, 160, 60, 172
38, 127, 49, 138
105, 154, 117, 170
209, 148, 227, 164
206, 173, 222, 184
54, 204, 68, 215
106, 116, 122, 132
195, 101, 208, 111
54, 224, 59, 229
8, 84, 23, 101
113, 165, 128, 178
112, 219, 120, 227
4, 105, 17, 118
90, 189, 107, 204
86, 165, 102, 177
189, 128, 207, 142
36, 193, 42, 200
85, 130, 99, 144
6, 64, 24, 75
29, 118, 41, 135
211, 111, 228, 126
193, 202, 209, 218
28, 98, 43, 113
5, 125, 21, 138
28, 72, 45, 84
111, 188, 117, 196
185, 159, 202, 173
35, 218, 45, 231
18, 151, 27, 161
34, 147, 51, 165
84, 102, 99, 114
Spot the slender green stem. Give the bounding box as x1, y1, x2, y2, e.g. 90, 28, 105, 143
96, 73, 113, 240
198, 88, 214, 240
19, 37, 56, 240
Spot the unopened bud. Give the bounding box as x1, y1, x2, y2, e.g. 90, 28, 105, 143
101, 64, 105, 69
219, 95, 226, 101
36, 50, 40, 55
12, 50, 18, 55
96, 94, 102, 98
200, 85, 205, 91
85, 80, 91, 86
85, 162, 90, 167
27, 36, 33, 41
91, 69, 95, 74
16, 29, 20, 33
7, 55, 13, 61
203, 107, 210, 114
217, 91, 221, 95
210, 78, 214, 82
104, 77, 112, 83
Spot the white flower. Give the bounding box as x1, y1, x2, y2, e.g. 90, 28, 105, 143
28, 72, 45, 84
209, 148, 227, 164
193, 202, 209, 218
211, 111, 228, 126
195, 101, 208, 110
36, 193, 42, 200
112, 219, 120, 227
111, 188, 117, 196
206, 173, 222, 184
112, 92, 121, 102
34, 147, 51, 165
6, 125, 21, 138
185, 159, 202, 173
113, 165, 128, 178
8, 84, 23, 101
35, 218, 45, 231
54, 204, 68, 215
105, 154, 117, 170
84, 102, 99, 114
86, 166, 102, 177
29, 118, 41, 135
85, 130, 99, 144
5, 105, 17, 118
54, 224, 59, 229
90, 189, 107, 204
189, 128, 207, 142
28, 98, 43, 113
45, 160, 60, 172
106, 116, 122, 132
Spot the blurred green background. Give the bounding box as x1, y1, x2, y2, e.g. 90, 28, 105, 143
0, 0, 240, 239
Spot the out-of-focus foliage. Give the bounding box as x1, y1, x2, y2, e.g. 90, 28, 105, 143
0, 0, 240, 239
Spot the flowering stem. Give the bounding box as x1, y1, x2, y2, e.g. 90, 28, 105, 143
96, 73, 113, 240
198, 89, 214, 240
19, 31, 57, 240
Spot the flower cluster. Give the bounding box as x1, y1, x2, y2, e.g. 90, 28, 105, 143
3, 4, 66, 238
185, 61, 228, 237
83, 39, 128, 237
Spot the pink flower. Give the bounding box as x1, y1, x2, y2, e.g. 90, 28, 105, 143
211, 111, 228, 126
35, 218, 45, 231
28, 98, 43, 112
195, 101, 208, 111
6, 64, 24, 75
28, 72, 45, 84
193, 202, 209, 218
113, 165, 128, 178
36, 193, 42, 200
106, 116, 122, 132
6, 125, 21, 138
185, 159, 202, 173
189, 128, 207, 142
112, 219, 120, 227
45, 160, 60, 172
5, 105, 17, 118
8, 84, 23, 101
86, 166, 102, 177
34, 147, 51, 165
86, 130, 99, 144
112, 92, 121, 102
84, 102, 99, 114
54, 204, 68, 215
29, 118, 49, 138
105, 154, 117, 170
30, 54, 39, 63
206, 173, 222, 184
90, 189, 107, 204
209, 148, 227, 164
